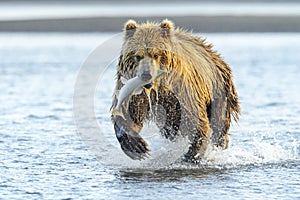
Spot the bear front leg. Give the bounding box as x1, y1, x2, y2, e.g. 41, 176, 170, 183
154, 88, 181, 141
113, 116, 150, 160
112, 92, 150, 160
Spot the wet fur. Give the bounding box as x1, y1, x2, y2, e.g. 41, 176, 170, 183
111, 20, 240, 162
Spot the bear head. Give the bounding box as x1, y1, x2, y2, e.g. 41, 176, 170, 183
120, 19, 175, 87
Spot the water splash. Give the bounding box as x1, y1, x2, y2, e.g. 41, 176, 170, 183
201, 130, 298, 170
95, 122, 298, 171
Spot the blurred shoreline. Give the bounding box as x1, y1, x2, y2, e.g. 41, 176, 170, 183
1, 0, 300, 32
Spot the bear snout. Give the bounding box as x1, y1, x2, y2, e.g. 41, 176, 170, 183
138, 58, 157, 82
140, 72, 152, 82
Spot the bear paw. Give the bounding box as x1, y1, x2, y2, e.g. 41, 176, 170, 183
116, 125, 150, 160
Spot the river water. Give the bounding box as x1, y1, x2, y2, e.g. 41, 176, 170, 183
1, 33, 299, 199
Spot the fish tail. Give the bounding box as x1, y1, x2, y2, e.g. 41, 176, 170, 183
112, 109, 125, 120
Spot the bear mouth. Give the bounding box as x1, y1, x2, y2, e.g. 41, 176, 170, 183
143, 83, 153, 89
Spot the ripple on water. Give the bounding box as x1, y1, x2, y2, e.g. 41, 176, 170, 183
1, 33, 300, 199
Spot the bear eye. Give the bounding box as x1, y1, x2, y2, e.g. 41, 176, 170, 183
153, 54, 159, 60
136, 55, 142, 62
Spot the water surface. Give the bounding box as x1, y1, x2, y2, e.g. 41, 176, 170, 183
0, 33, 299, 199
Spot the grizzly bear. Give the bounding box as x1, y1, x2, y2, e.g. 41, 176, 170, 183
111, 19, 240, 163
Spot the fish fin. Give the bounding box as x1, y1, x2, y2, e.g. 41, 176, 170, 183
120, 77, 128, 84
157, 70, 166, 77
115, 90, 120, 98
133, 87, 143, 95
112, 109, 126, 120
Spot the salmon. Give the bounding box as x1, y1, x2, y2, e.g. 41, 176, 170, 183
112, 70, 165, 119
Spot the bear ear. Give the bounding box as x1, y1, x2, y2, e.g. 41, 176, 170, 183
124, 19, 138, 38
160, 19, 174, 37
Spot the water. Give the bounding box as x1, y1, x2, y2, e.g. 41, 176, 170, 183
1, 33, 300, 199
1, 2, 300, 20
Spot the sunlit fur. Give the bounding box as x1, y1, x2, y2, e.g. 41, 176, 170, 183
111, 19, 240, 161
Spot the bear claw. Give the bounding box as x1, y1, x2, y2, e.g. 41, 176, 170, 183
121, 137, 150, 160
115, 123, 150, 160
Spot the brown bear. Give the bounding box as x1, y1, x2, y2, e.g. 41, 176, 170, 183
111, 19, 240, 163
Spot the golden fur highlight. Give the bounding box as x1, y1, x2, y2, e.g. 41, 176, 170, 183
114, 20, 240, 123
111, 20, 240, 160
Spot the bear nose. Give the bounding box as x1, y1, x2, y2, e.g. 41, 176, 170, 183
140, 72, 152, 81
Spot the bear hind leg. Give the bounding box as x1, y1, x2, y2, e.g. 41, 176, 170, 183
182, 117, 210, 163
208, 98, 231, 149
